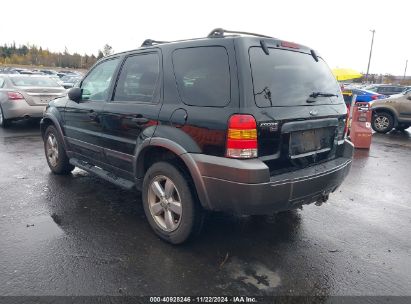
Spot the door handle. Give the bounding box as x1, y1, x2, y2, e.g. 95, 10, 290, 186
88, 111, 99, 121
131, 117, 149, 124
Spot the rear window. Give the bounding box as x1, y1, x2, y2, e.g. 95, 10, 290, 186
11, 76, 60, 87
249, 47, 343, 107
172, 46, 230, 107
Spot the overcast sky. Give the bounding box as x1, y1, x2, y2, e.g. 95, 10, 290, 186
1, 0, 409, 75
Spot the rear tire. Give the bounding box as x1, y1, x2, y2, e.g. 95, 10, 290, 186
0, 105, 11, 128
372, 112, 394, 133
142, 161, 204, 244
44, 125, 74, 175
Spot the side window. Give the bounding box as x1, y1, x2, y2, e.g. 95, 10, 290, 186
113, 53, 160, 103
81, 58, 120, 101
172, 46, 230, 107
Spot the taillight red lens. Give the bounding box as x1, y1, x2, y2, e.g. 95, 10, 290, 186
226, 114, 258, 159
7, 92, 24, 100
371, 95, 379, 100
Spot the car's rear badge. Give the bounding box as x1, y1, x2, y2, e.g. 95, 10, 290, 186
260, 122, 279, 132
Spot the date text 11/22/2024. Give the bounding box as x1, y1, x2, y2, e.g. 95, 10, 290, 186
149, 296, 257, 303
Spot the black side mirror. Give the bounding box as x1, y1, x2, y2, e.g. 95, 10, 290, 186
68, 87, 82, 103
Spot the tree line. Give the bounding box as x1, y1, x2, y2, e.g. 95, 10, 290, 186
0, 43, 114, 69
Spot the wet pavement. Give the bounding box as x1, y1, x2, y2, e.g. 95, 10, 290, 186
0, 121, 410, 297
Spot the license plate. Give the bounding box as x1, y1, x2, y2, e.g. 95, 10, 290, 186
289, 128, 334, 158
36, 96, 54, 104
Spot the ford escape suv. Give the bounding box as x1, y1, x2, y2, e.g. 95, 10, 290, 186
41, 29, 353, 244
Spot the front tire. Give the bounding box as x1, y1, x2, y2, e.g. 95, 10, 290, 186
372, 112, 394, 133
44, 125, 74, 175
142, 161, 204, 244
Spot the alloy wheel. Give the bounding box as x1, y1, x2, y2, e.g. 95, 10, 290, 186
46, 133, 59, 167
147, 175, 183, 232
374, 115, 390, 131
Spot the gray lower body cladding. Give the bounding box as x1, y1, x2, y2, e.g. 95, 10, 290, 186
191, 140, 353, 215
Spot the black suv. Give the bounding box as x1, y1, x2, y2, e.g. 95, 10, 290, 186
41, 29, 353, 244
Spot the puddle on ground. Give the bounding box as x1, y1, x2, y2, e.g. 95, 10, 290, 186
224, 257, 281, 291
17, 214, 64, 243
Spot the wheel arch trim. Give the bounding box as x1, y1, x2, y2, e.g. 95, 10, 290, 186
40, 114, 68, 150
134, 137, 212, 210
372, 107, 398, 126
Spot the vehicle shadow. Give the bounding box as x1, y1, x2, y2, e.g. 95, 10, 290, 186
0, 119, 41, 137
42, 170, 333, 296
44, 170, 302, 250
373, 129, 411, 141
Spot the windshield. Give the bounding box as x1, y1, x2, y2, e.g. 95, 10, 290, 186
11, 76, 60, 87
249, 47, 343, 107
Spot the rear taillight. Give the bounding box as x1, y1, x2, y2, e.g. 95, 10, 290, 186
7, 92, 24, 100
226, 114, 258, 158
371, 95, 379, 100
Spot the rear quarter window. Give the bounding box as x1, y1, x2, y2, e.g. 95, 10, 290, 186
172, 46, 230, 107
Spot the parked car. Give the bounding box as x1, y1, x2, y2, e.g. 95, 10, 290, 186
402, 86, 411, 94
343, 88, 387, 103
0, 68, 21, 74
365, 84, 404, 96
40, 29, 353, 244
371, 90, 411, 133
40, 69, 58, 75
0, 75, 66, 127
57, 72, 67, 78
61, 75, 81, 89
47, 75, 64, 86
18, 70, 35, 75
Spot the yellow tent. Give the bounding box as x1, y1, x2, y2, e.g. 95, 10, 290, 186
332, 68, 363, 81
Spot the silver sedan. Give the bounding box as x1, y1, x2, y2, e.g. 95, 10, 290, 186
0, 74, 67, 127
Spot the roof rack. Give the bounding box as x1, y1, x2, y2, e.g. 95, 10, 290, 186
207, 28, 272, 39
141, 39, 169, 47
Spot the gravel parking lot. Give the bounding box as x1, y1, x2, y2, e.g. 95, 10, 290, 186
0, 121, 410, 298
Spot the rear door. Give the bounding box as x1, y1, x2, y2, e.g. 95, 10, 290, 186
63, 57, 120, 163
99, 51, 162, 175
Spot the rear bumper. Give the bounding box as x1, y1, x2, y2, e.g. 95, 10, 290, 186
2, 100, 45, 119
191, 140, 354, 215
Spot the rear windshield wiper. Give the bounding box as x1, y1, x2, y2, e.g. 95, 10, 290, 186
255, 86, 273, 106
309, 92, 338, 98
